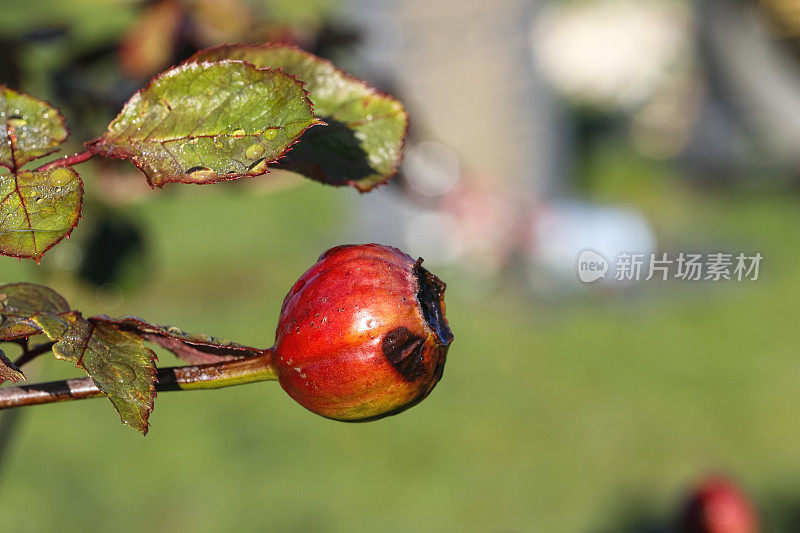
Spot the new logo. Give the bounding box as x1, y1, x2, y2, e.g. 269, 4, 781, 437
577, 250, 608, 283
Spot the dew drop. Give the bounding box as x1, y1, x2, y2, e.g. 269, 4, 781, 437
185, 166, 217, 182
247, 157, 267, 174
192, 332, 212, 342
264, 129, 278, 141
166, 325, 183, 335
49, 168, 74, 187
107, 361, 136, 384
7, 115, 26, 128
233, 129, 246, 137
34, 197, 44, 204
245, 144, 265, 159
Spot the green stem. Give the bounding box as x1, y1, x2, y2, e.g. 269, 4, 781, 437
159, 351, 277, 391
0, 350, 277, 410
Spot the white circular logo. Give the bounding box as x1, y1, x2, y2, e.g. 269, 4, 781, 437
577, 250, 608, 283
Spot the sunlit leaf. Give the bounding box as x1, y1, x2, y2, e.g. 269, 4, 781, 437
0, 282, 70, 340
0, 349, 24, 383
0, 166, 83, 260
0, 85, 69, 170
32, 312, 158, 434
87, 60, 322, 187
190, 44, 409, 191
92, 315, 266, 364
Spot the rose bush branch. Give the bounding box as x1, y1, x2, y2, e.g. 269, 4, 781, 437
34, 150, 95, 172
0, 44, 408, 261
0, 354, 276, 410
0, 245, 454, 435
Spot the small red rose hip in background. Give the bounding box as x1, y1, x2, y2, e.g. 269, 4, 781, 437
681, 475, 759, 533
272, 244, 454, 421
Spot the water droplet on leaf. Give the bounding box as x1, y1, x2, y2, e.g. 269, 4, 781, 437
248, 158, 267, 174
245, 144, 265, 159
264, 129, 278, 141
233, 129, 246, 137
49, 168, 74, 187
185, 166, 217, 182
7, 115, 26, 128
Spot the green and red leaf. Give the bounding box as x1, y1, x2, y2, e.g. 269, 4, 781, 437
0, 282, 71, 341
0, 282, 270, 431
32, 311, 158, 434
87, 60, 322, 187
189, 44, 409, 191
0, 166, 83, 260
0, 86, 69, 170
0, 350, 24, 383
92, 315, 266, 364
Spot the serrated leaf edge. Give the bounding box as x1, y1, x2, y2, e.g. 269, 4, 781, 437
86, 60, 325, 188
0, 84, 71, 171
186, 43, 410, 192
0, 167, 84, 261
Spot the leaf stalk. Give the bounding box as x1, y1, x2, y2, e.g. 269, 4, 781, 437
35, 150, 95, 172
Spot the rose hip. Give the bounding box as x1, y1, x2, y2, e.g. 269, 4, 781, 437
272, 244, 453, 421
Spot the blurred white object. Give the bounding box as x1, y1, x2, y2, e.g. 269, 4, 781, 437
528, 200, 656, 287
532, 0, 692, 110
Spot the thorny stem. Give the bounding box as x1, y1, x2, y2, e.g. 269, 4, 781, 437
35, 150, 95, 172
0, 350, 277, 410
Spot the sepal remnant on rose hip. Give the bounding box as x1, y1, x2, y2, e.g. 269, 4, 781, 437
271, 244, 453, 421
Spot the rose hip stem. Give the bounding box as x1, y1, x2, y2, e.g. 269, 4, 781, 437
0, 350, 276, 410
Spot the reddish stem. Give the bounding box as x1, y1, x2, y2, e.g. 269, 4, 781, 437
35, 150, 95, 172
0, 352, 277, 410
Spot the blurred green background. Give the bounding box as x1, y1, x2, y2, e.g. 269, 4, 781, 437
2, 0, 800, 532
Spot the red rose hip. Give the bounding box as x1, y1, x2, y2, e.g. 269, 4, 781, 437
272, 244, 453, 421
682, 476, 759, 533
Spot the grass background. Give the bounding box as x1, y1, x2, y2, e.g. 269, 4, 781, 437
0, 2, 798, 529
1, 142, 799, 532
